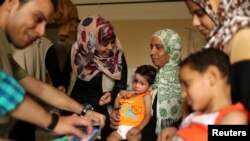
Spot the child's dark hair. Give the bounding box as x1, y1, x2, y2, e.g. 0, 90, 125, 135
135, 65, 157, 85
180, 48, 230, 84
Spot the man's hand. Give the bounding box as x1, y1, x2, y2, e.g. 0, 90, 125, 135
53, 115, 93, 139
85, 110, 106, 128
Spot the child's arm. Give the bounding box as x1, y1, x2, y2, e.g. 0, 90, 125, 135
136, 94, 152, 131
219, 111, 248, 124
114, 91, 123, 109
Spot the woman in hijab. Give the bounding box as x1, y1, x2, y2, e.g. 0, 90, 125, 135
110, 28, 183, 141
62, 15, 128, 140
149, 29, 183, 135
185, 0, 250, 113
158, 0, 250, 140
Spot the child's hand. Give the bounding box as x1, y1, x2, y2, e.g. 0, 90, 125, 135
119, 90, 128, 97
119, 90, 132, 98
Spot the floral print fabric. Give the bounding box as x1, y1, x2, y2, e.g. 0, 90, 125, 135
192, 0, 250, 49
71, 15, 123, 81
152, 29, 182, 133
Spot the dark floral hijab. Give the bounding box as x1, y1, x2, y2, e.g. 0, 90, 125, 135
71, 15, 123, 81
192, 0, 250, 49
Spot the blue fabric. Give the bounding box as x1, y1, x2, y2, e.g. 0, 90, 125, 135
0, 70, 25, 115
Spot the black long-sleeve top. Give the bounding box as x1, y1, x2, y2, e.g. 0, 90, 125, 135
45, 46, 63, 87
231, 60, 250, 112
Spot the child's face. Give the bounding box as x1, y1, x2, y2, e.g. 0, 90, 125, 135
179, 65, 212, 112
132, 73, 150, 94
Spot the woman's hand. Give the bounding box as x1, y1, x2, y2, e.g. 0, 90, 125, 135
109, 109, 120, 129
57, 86, 66, 93
99, 92, 111, 106
157, 127, 177, 141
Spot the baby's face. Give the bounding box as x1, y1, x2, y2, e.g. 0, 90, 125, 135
132, 73, 150, 94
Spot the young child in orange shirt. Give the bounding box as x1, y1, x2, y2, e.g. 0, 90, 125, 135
107, 65, 157, 141
169, 48, 249, 141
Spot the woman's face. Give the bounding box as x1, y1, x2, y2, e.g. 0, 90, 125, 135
150, 36, 169, 68
96, 38, 116, 58
185, 0, 215, 39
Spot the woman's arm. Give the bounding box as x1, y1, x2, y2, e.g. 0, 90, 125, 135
61, 49, 72, 89
110, 54, 128, 104
227, 27, 250, 111
45, 46, 63, 87
226, 27, 250, 64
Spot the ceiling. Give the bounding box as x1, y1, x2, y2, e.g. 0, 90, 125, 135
70, 0, 191, 20
71, 0, 184, 5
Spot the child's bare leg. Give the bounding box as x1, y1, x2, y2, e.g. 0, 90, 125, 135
127, 133, 142, 141
106, 131, 123, 141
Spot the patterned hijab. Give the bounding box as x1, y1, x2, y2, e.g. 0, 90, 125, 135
152, 29, 182, 133
71, 15, 123, 81
192, 0, 250, 49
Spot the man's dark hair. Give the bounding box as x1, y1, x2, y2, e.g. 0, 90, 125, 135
50, 0, 58, 11
0, 0, 4, 5
18, 0, 58, 12
180, 48, 230, 84
135, 65, 157, 85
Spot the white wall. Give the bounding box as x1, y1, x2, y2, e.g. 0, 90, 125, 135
72, 1, 191, 20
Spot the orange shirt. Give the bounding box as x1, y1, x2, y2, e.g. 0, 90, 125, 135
172, 103, 249, 141
119, 90, 151, 126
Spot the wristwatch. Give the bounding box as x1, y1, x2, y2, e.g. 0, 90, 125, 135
46, 113, 59, 132
80, 103, 94, 116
